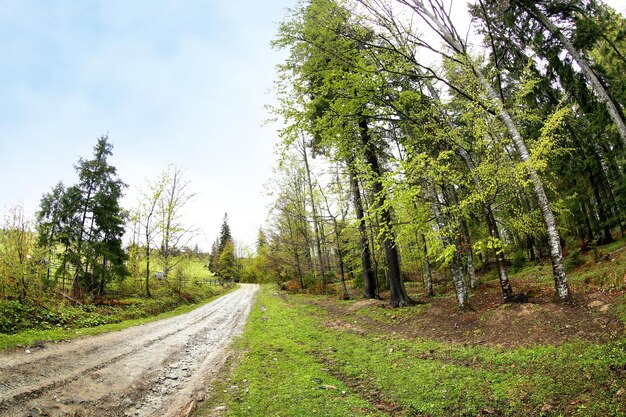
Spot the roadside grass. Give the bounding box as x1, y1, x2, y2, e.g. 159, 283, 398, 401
0, 284, 235, 350
203, 286, 626, 417
199, 289, 385, 417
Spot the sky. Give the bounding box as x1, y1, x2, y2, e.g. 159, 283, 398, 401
0, 0, 296, 251
0, 0, 624, 251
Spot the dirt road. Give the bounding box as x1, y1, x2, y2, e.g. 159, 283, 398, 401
0, 284, 259, 417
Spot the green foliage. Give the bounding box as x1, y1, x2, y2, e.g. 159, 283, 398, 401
0, 205, 44, 300
218, 241, 240, 281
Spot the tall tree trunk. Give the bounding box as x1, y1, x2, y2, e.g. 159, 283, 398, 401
486, 208, 514, 300
589, 170, 614, 245
430, 188, 470, 310
334, 225, 349, 300
145, 243, 151, 297
301, 140, 326, 284
359, 118, 411, 307
349, 168, 376, 299
415, 63, 495, 295
580, 201, 595, 243
458, 148, 513, 301
72, 181, 95, 297
446, 185, 477, 289
286, 215, 305, 290
476, 70, 572, 302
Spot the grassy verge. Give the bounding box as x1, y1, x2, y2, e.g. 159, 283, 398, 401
198, 287, 385, 417
0, 284, 236, 350
199, 286, 626, 417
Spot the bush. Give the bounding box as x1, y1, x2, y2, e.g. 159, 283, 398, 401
0, 300, 27, 333
565, 249, 585, 271
511, 250, 527, 273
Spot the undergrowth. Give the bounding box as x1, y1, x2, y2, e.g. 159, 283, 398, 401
0, 284, 234, 349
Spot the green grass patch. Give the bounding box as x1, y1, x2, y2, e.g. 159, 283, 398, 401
0, 284, 235, 350
200, 289, 385, 417
206, 286, 626, 417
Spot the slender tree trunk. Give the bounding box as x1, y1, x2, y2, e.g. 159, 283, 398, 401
458, 148, 513, 301
349, 168, 376, 298
286, 215, 305, 290
145, 243, 151, 297
415, 65, 487, 294
421, 233, 434, 297
430, 189, 470, 310
301, 140, 325, 284
580, 202, 594, 243
335, 226, 350, 300
318, 179, 350, 300
446, 185, 477, 289
98, 257, 107, 297
590, 170, 614, 245
72, 181, 95, 297
399, 0, 571, 302
486, 208, 514, 300
460, 218, 477, 289
476, 70, 572, 302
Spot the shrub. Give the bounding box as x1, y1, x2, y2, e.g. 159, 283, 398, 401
0, 300, 26, 333
511, 250, 527, 273
565, 249, 585, 271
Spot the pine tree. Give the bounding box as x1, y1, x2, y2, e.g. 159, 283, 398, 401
36, 135, 128, 298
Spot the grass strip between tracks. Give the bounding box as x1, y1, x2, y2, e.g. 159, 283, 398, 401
0, 285, 238, 350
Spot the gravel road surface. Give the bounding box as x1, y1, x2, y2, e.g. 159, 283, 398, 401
0, 284, 259, 417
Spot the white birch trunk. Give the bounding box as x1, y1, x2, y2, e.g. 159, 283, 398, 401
430, 188, 469, 309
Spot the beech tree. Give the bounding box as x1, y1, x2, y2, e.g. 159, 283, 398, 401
136, 171, 168, 296
355, 0, 573, 302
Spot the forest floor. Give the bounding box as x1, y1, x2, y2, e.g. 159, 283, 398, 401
0, 284, 258, 417
198, 239, 626, 416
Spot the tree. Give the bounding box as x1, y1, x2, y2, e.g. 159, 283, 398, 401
485, 0, 626, 148
219, 213, 232, 253
210, 213, 234, 276
36, 182, 66, 286
36, 135, 128, 298
218, 240, 239, 281
357, 0, 572, 302
0, 204, 42, 301
157, 166, 196, 280
135, 170, 168, 296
